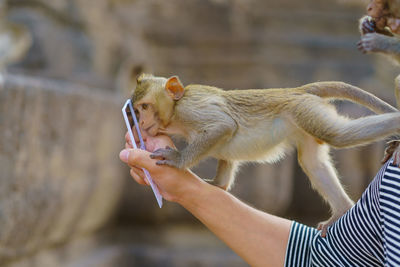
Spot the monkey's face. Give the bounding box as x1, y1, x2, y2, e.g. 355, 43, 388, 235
367, 0, 389, 18
131, 73, 184, 137
134, 100, 161, 137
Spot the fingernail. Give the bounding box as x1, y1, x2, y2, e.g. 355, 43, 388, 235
119, 149, 130, 163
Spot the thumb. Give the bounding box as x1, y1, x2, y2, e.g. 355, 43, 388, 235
119, 148, 154, 170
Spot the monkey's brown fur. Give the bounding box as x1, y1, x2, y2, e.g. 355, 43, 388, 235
132, 74, 399, 236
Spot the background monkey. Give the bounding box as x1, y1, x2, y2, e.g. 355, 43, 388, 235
358, 0, 400, 64
132, 73, 399, 236
358, 0, 400, 163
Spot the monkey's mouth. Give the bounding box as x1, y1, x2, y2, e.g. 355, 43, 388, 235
145, 124, 157, 136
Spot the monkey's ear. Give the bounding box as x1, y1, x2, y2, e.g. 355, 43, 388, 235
132, 67, 144, 83
165, 76, 184, 100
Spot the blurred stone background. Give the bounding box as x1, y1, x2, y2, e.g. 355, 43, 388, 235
1, 0, 399, 266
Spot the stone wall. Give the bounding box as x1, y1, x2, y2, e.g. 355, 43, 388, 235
7, 0, 381, 89
0, 74, 125, 264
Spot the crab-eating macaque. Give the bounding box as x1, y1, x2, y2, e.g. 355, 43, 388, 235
358, 0, 400, 61
358, 0, 400, 163
132, 74, 400, 236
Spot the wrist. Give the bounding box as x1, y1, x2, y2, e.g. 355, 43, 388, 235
174, 172, 212, 209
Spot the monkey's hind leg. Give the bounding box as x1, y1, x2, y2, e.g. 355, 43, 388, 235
206, 160, 239, 191
297, 134, 354, 237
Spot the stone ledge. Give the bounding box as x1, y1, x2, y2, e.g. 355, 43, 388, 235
0, 73, 125, 263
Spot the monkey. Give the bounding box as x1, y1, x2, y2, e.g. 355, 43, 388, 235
131, 73, 400, 236
358, 16, 400, 64
358, 0, 400, 64
357, 0, 400, 164
357, 0, 400, 101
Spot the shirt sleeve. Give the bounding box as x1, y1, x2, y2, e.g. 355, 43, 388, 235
285, 221, 318, 267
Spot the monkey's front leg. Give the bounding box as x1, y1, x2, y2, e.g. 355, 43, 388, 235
358, 32, 400, 54
150, 120, 237, 170
150, 138, 215, 170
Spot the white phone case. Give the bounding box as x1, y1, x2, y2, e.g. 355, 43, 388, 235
122, 99, 163, 208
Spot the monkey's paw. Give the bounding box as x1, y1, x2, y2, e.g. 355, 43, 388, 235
318, 211, 346, 238
357, 33, 388, 53
317, 218, 336, 238
150, 146, 183, 169
360, 16, 377, 35
382, 140, 400, 166
204, 179, 230, 191
357, 33, 397, 53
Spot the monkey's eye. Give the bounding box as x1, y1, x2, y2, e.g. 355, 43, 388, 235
141, 103, 149, 110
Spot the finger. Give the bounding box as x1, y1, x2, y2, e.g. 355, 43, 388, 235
131, 165, 146, 179
145, 135, 176, 152
131, 166, 151, 186
125, 142, 132, 149
131, 164, 142, 173
132, 127, 140, 143
130, 168, 148, 185
120, 148, 158, 171
125, 132, 134, 148
126, 128, 141, 148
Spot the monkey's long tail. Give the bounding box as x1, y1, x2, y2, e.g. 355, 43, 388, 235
304, 81, 398, 114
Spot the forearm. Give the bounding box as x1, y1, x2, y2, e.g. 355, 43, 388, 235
121, 146, 292, 266
177, 179, 292, 267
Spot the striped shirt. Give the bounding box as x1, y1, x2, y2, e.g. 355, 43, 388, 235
285, 159, 400, 266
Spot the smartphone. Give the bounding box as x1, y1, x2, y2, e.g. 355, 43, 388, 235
122, 99, 163, 208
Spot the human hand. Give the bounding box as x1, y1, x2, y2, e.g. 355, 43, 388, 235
124, 131, 174, 152
120, 134, 203, 202
123, 131, 176, 185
